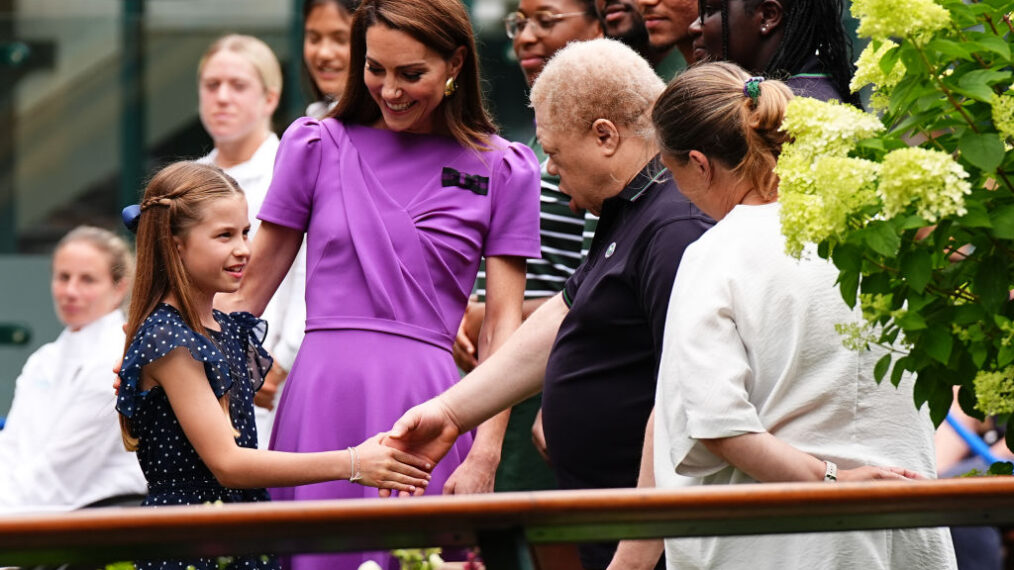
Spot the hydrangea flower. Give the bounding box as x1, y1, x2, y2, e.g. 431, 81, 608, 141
851, 40, 907, 111
851, 0, 951, 42
779, 97, 884, 161
777, 98, 883, 256
877, 147, 971, 221
974, 367, 1014, 416
994, 87, 1014, 142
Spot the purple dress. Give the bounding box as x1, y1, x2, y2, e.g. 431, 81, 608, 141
257, 117, 541, 570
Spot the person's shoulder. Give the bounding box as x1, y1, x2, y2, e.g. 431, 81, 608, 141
279, 116, 328, 148
643, 177, 714, 229
486, 137, 539, 182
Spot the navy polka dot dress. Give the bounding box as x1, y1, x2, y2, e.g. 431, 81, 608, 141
117, 303, 280, 570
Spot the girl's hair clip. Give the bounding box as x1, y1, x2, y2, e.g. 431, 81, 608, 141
122, 204, 141, 234
743, 76, 765, 103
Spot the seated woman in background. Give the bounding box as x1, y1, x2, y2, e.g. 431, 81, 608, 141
651, 62, 956, 569
0, 226, 146, 513
196, 34, 306, 448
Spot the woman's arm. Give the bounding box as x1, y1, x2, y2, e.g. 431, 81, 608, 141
151, 347, 431, 492
443, 255, 526, 494
702, 432, 926, 482
216, 221, 302, 316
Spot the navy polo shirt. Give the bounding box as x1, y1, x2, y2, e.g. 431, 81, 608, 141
541, 156, 713, 569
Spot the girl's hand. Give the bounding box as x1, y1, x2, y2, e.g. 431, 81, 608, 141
837, 465, 927, 482
353, 433, 433, 494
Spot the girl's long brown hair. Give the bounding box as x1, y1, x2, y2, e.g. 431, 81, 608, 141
119, 161, 243, 450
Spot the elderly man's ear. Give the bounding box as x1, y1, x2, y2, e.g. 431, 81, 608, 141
591, 118, 621, 156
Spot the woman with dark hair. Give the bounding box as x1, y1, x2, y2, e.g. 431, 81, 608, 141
689, 0, 861, 105
302, 0, 359, 118
221, 1, 541, 568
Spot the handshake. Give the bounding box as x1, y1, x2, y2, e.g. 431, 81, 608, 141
369, 398, 467, 497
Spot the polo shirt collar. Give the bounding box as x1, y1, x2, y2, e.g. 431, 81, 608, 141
617, 155, 668, 202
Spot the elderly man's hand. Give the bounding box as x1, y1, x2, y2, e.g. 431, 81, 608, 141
379, 398, 464, 497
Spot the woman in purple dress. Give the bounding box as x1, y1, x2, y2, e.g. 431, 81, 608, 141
222, 1, 541, 568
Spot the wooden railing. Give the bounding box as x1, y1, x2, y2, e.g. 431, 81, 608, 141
4, 478, 1014, 569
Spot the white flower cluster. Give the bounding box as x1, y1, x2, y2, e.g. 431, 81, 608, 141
878, 147, 972, 221
850, 40, 907, 111
851, 0, 951, 42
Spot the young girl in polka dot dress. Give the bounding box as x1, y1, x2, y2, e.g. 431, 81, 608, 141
116, 161, 432, 570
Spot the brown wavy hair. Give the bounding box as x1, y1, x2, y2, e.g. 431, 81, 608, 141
652, 61, 792, 200
119, 161, 243, 450
330, 0, 497, 151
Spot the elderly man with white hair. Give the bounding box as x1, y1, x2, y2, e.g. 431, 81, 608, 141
383, 38, 713, 570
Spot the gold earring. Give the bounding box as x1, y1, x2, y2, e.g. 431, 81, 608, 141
444, 77, 458, 98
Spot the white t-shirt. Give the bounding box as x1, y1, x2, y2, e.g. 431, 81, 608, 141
201, 133, 306, 447
0, 310, 147, 513
655, 202, 957, 569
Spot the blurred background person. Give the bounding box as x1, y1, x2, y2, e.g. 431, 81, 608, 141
633, 0, 697, 66
454, 0, 602, 497
688, 0, 860, 104
595, 0, 670, 68
0, 226, 146, 513
303, 0, 360, 118
196, 34, 306, 449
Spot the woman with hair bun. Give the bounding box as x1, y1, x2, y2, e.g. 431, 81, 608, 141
651, 61, 956, 569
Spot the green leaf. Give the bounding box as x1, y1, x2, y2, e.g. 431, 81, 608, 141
959, 201, 993, 228
974, 36, 1012, 60
970, 342, 988, 368
959, 131, 1006, 173
956, 69, 1013, 103
896, 310, 929, 330
989, 205, 1014, 239
953, 304, 987, 325
900, 249, 932, 293
999, 343, 1014, 367
838, 269, 860, 308
878, 44, 902, 76
874, 353, 892, 384
891, 355, 910, 387
988, 461, 1014, 476
831, 243, 862, 274
927, 38, 976, 60
923, 326, 954, 365
974, 255, 1010, 313
863, 221, 901, 257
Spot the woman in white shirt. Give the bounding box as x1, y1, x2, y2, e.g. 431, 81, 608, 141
650, 62, 957, 569
196, 35, 306, 448
0, 226, 146, 513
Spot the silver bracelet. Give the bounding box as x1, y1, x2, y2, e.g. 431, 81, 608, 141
347, 446, 362, 483
823, 460, 838, 483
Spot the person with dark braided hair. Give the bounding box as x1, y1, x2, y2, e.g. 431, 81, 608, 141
690, 0, 861, 105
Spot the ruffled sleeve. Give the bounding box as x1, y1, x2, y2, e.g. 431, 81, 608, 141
257, 116, 324, 232
116, 305, 235, 418
484, 141, 542, 258
228, 311, 273, 392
